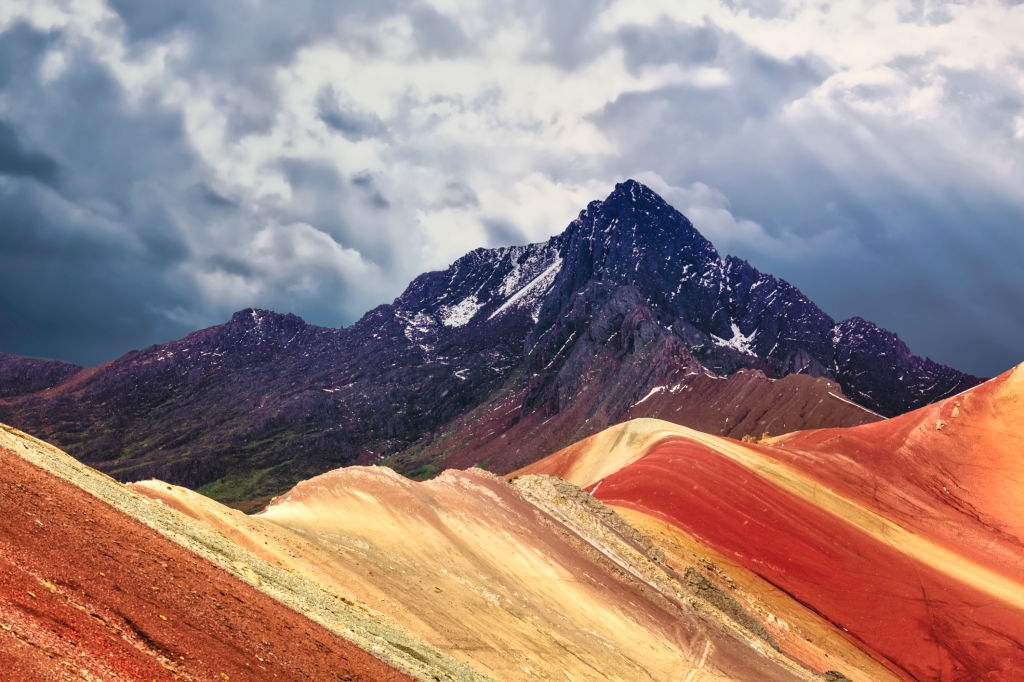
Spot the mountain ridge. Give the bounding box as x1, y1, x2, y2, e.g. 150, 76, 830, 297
0, 180, 980, 509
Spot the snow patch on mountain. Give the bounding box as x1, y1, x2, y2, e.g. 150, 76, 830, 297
634, 385, 666, 406
497, 248, 553, 297
398, 310, 439, 356
633, 383, 687, 407
713, 322, 757, 356
440, 296, 484, 328
402, 311, 436, 338
489, 257, 563, 322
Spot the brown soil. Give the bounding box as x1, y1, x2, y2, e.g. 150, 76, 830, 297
623, 370, 881, 436
400, 368, 879, 478
0, 444, 413, 682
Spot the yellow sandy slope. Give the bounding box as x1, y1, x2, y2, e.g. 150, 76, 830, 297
135, 466, 824, 681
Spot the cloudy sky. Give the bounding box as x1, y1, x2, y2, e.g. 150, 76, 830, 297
0, 0, 1022, 376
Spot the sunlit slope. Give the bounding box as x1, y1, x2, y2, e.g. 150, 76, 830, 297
0, 426, 414, 682
515, 364, 1024, 681
137, 466, 823, 681
766, 363, 1024, 578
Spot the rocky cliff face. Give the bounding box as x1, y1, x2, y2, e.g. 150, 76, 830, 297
0, 180, 980, 509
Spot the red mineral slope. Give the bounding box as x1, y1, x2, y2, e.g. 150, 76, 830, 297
764, 364, 1024, 582
0, 438, 412, 682
516, 363, 1024, 681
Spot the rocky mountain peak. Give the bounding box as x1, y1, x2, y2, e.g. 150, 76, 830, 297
541, 181, 721, 333
602, 178, 666, 211
222, 308, 309, 343
228, 307, 305, 330
564, 180, 716, 256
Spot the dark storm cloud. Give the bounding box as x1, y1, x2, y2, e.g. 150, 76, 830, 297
788, 191, 1024, 378
719, 0, 786, 19
350, 171, 390, 209
108, 0, 469, 66
107, 1, 400, 140
526, 0, 616, 69
408, 4, 473, 57
935, 66, 1024, 136
106, 2, 293, 138
896, 0, 957, 25
272, 159, 351, 237
0, 121, 61, 186
279, 157, 345, 192
104, 2, 203, 43
205, 253, 255, 279
439, 180, 479, 209
350, 172, 374, 188
194, 183, 238, 209
268, 161, 399, 269
102, 0, 469, 176
0, 21, 57, 89
0, 179, 195, 365
0, 21, 203, 364
367, 192, 390, 209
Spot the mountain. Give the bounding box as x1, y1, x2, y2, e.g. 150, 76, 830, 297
2, 423, 881, 681
6, 370, 1017, 680
0, 180, 980, 509
0, 353, 80, 399
517, 364, 1024, 680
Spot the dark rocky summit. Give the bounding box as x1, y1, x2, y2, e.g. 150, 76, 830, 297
0, 180, 981, 509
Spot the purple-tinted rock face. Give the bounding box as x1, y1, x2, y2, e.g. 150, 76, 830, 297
0, 353, 81, 399
0, 180, 980, 507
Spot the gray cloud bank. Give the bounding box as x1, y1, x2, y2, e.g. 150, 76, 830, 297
0, 1, 1022, 377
